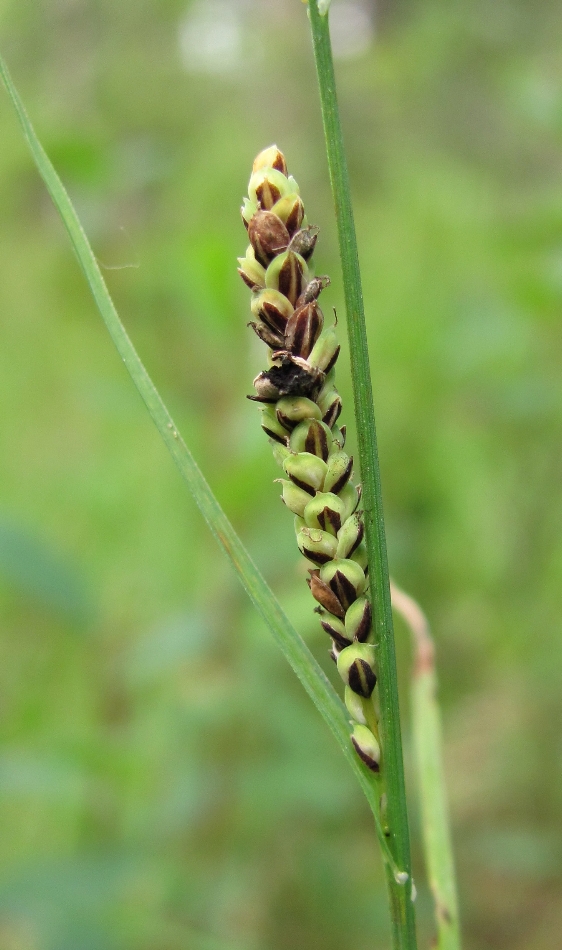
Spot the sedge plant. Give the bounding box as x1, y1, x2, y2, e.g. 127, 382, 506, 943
0, 1, 461, 946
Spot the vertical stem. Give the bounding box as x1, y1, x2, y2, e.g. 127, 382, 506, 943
306, 3, 417, 948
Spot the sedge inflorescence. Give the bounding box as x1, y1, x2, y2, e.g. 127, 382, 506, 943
238, 145, 381, 773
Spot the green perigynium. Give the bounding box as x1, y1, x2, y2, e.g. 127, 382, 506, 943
239, 146, 381, 773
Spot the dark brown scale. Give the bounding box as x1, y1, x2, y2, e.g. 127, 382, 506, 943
258, 299, 291, 335
317, 507, 342, 534
248, 211, 290, 267
255, 179, 282, 210
352, 734, 380, 772
304, 420, 329, 461
329, 456, 354, 495
328, 569, 359, 612
238, 268, 260, 290
284, 198, 305, 235
353, 599, 372, 642
320, 619, 353, 649
285, 301, 323, 359
277, 251, 305, 306
308, 571, 345, 619
299, 543, 334, 566
348, 659, 377, 698
248, 321, 285, 351
321, 395, 342, 429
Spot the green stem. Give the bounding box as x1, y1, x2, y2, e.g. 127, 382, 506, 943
307, 3, 417, 947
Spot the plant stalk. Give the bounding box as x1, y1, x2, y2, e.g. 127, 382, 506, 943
307, 3, 417, 947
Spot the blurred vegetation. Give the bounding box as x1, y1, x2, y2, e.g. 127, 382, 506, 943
0, 0, 561, 948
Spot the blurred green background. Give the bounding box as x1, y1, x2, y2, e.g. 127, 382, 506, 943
1, 0, 561, 947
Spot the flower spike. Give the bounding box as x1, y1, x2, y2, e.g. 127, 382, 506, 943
238, 147, 378, 770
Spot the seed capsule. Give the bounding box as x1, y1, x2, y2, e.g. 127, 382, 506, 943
260, 405, 289, 444
324, 452, 353, 495
283, 452, 327, 495
249, 320, 285, 350
276, 479, 313, 517
338, 481, 360, 520
276, 395, 322, 430
252, 145, 288, 175
270, 194, 305, 235
344, 595, 372, 643
308, 570, 345, 619
272, 442, 291, 466
336, 512, 364, 558
344, 686, 368, 725
284, 301, 324, 359
252, 371, 282, 402
251, 289, 294, 334
351, 542, 368, 572
237, 245, 266, 290
351, 724, 381, 772
337, 643, 377, 698
303, 492, 347, 537
320, 613, 352, 649
249, 167, 291, 210
248, 210, 290, 266
289, 419, 331, 460
297, 527, 338, 565
320, 558, 366, 610
307, 327, 340, 372
265, 251, 308, 307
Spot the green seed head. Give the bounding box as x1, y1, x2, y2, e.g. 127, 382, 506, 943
320, 557, 366, 609
303, 492, 347, 536
307, 326, 340, 372
289, 419, 331, 460
351, 541, 368, 571
265, 250, 308, 307
337, 643, 377, 698
251, 288, 294, 333
276, 478, 313, 517
351, 724, 381, 772
252, 145, 288, 175
276, 395, 322, 429
336, 512, 364, 558
338, 481, 360, 520
249, 167, 291, 210
297, 527, 338, 565
321, 613, 353, 649
324, 452, 353, 494
344, 686, 368, 725
270, 194, 305, 235
260, 405, 289, 444
238, 245, 266, 290
283, 452, 328, 494
344, 595, 372, 643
